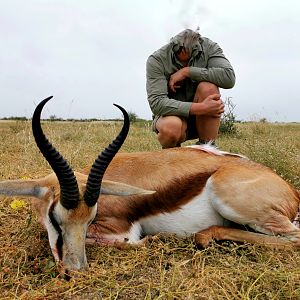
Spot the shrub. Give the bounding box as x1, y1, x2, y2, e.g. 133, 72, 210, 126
127, 111, 138, 123
219, 97, 238, 135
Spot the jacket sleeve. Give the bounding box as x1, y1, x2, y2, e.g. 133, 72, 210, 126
189, 42, 236, 89
146, 56, 192, 117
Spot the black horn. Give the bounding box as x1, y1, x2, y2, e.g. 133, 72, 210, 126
32, 96, 80, 210
84, 104, 129, 207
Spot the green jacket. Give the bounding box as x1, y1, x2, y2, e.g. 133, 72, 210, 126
146, 36, 235, 118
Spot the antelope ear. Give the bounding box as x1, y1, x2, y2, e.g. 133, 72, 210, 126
0, 179, 49, 200
100, 180, 155, 196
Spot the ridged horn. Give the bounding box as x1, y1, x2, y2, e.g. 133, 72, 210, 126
32, 96, 80, 210
84, 104, 129, 207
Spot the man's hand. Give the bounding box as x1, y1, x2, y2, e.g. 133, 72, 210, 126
168, 67, 189, 93
190, 94, 225, 118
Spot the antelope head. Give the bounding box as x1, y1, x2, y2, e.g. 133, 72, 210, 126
0, 96, 153, 277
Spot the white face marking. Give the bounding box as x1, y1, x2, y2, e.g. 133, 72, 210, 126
140, 182, 224, 237
44, 200, 97, 271
45, 225, 60, 259
44, 204, 60, 261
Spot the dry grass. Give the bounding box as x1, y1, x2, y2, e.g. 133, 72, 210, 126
0, 120, 300, 299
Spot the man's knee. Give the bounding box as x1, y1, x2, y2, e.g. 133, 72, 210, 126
156, 116, 186, 145
157, 117, 181, 137
195, 82, 219, 101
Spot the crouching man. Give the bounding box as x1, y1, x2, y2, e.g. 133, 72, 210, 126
146, 28, 235, 148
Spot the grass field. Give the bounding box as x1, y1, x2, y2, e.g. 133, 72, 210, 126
0, 120, 299, 299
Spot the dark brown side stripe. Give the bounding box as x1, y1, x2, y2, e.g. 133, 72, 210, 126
100, 171, 215, 225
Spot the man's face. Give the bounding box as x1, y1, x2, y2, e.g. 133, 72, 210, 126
176, 48, 190, 66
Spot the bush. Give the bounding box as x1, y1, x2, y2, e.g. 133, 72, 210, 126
128, 111, 138, 123
219, 97, 237, 135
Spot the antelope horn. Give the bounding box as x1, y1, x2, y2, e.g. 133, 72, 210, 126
84, 104, 129, 207
32, 96, 80, 210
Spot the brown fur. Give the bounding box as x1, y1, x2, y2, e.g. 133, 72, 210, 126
212, 161, 299, 222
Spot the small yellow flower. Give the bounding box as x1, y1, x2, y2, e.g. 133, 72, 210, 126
21, 176, 30, 180
10, 199, 26, 210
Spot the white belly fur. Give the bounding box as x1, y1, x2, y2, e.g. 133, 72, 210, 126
140, 183, 224, 237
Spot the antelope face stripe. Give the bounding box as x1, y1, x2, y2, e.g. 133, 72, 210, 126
48, 203, 63, 261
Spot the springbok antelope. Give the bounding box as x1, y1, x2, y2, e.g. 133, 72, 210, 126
0, 97, 299, 277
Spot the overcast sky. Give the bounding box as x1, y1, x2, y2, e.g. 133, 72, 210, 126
1, 0, 299, 122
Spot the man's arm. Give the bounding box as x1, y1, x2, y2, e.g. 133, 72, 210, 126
146, 56, 192, 118
146, 56, 225, 118
189, 41, 236, 89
